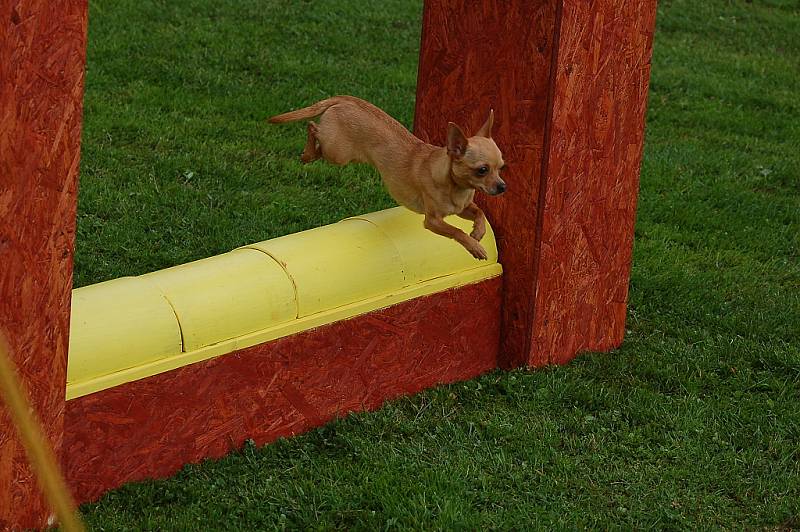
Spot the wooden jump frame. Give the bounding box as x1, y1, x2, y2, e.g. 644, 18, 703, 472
0, 0, 657, 528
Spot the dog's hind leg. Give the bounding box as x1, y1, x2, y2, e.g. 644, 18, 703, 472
300, 121, 322, 163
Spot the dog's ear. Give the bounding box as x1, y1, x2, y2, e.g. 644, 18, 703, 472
475, 109, 494, 138
447, 122, 468, 159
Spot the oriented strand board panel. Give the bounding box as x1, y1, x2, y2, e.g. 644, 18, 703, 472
414, 0, 559, 368
533, 0, 658, 363
0, 1, 87, 529
64, 278, 502, 504
415, 0, 657, 366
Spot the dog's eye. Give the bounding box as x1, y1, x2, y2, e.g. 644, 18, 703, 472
476, 165, 489, 176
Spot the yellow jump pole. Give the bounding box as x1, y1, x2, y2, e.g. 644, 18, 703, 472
0, 333, 84, 532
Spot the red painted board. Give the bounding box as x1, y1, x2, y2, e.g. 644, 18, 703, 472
64, 278, 502, 504
0, 0, 87, 529
414, 0, 559, 368
533, 0, 657, 364
415, 0, 657, 367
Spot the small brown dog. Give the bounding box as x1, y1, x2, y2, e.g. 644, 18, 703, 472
269, 96, 506, 259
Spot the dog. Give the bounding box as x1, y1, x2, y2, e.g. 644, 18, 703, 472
269, 96, 506, 259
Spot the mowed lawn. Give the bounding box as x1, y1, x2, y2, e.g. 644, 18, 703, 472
76, 0, 799, 529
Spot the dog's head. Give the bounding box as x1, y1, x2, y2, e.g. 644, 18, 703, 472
446, 110, 506, 196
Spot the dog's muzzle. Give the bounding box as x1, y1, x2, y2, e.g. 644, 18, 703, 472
490, 182, 507, 195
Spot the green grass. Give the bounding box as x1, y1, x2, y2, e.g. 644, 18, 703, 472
76, 0, 799, 529
74, 0, 419, 287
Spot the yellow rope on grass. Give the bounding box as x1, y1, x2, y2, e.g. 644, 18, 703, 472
0, 333, 84, 532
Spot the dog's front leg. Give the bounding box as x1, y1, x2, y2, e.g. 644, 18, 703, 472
424, 214, 488, 260
457, 202, 486, 242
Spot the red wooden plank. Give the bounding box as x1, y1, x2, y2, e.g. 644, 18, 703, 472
0, 0, 87, 529
414, 0, 559, 368
534, 0, 658, 363
414, 0, 657, 366
64, 278, 502, 504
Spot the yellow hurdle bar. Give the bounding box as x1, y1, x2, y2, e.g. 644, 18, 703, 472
67, 207, 502, 400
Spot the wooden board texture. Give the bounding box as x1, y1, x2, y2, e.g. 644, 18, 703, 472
534, 0, 657, 364
414, 0, 559, 368
414, 0, 657, 366
0, 1, 87, 529
64, 278, 502, 504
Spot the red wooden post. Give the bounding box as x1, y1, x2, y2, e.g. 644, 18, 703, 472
414, 0, 658, 367
0, 1, 87, 528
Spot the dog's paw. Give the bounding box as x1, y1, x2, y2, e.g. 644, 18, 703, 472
470, 226, 486, 242
465, 240, 488, 260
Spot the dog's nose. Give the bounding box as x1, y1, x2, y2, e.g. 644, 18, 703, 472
495, 182, 506, 194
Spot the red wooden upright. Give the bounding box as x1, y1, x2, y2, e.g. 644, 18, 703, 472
0, 1, 87, 528
414, 0, 658, 367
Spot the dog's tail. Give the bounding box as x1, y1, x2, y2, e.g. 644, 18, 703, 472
268, 98, 340, 124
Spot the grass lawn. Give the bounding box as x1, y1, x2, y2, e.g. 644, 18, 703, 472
76, 0, 799, 529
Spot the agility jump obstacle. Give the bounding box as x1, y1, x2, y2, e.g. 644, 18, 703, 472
0, 0, 657, 528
